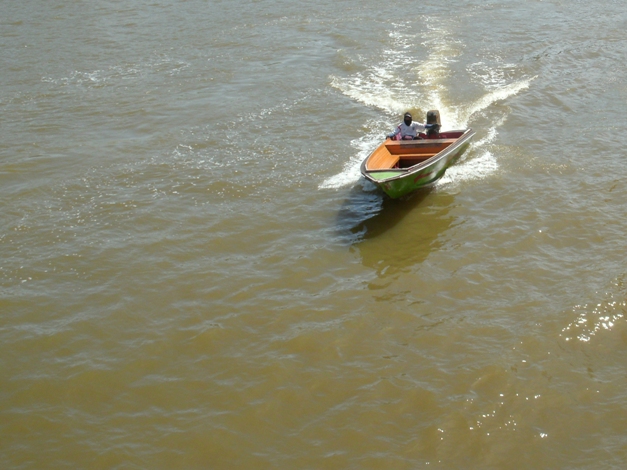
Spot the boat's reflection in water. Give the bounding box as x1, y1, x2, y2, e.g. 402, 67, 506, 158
338, 185, 457, 279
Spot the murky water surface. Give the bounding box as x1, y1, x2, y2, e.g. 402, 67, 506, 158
2, 1, 627, 468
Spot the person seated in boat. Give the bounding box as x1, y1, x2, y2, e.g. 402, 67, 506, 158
386, 112, 427, 140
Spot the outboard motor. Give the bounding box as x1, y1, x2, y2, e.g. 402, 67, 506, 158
425, 110, 441, 138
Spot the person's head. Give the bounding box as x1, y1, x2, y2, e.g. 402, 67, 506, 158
404, 112, 412, 126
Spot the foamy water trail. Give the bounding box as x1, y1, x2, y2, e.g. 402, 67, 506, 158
434, 78, 534, 190
319, 131, 383, 189
457, 78, 535, 128
435, 149, 498, 187
435, 117, 502, 188
321, 20, 535, 190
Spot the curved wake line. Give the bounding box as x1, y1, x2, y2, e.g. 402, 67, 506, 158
436, 149, 498, 188
458, 77, 536, 127
319, 135, 379, 190
329, 75, 410, 115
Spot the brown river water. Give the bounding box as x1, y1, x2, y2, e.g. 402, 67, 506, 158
2, 1, 627, 468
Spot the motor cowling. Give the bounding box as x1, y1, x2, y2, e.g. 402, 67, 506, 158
425, 110, 441, 138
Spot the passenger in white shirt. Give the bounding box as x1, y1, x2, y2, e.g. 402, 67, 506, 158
386, 112, 427, 140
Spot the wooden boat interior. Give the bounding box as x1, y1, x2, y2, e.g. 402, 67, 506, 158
366, 131, 465, 171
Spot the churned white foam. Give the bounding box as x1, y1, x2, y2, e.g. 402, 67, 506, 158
458, 77, 536, 126
319, 132, 382, 189
329, 75, 410, 115
475, 125, 499, 147
318, 154, 363, 189
468, 61, 520, 91
436, 118, 502, 188
436, 149, 499, 188
329, 22, 440, 116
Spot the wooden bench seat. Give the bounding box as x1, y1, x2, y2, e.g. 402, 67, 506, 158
366, 153, 400, 170
399, 153, 438, 159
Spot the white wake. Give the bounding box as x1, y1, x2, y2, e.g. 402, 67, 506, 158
320, 21, 534, 190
